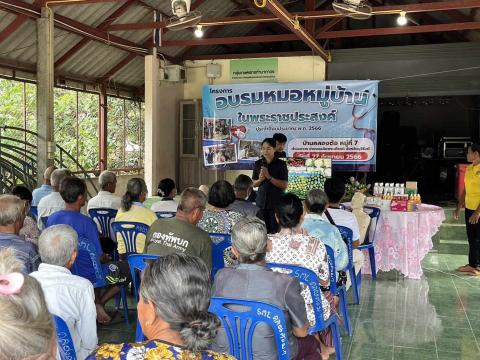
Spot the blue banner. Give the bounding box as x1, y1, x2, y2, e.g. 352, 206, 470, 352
202, 80, 379, 172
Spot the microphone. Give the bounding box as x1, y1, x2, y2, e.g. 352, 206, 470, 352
261, 155, 267, 167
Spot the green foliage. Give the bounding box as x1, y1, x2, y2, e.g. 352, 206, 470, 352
0, 78, 144, 171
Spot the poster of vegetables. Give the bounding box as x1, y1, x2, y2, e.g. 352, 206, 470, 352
286, 158, 332, 199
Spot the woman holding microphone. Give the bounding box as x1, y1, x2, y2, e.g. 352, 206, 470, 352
454, 143, 480, 276
252, 138, 288, 233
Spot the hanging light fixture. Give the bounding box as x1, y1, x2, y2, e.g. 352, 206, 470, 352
194, 25, 204, 38
397, 11, 408, 26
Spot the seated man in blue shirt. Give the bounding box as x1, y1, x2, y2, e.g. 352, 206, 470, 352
0, 195, 40, 273
32, 166, 56, 206
47, 176, 129, 324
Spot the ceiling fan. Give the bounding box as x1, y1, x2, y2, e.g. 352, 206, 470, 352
166, 0, 203, 31
332, 0, 373, 20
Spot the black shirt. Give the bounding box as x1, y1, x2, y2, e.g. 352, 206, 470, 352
252, 157, 288, 210
275, 151, 287, 158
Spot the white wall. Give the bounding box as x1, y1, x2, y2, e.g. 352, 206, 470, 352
144, 56, 183, 195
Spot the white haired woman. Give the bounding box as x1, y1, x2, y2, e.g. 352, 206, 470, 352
87, 254, 235, 360
212, 217, 320, 360
0, 249, 57, 359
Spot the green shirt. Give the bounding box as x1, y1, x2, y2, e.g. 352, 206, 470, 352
145, 218, 212, 269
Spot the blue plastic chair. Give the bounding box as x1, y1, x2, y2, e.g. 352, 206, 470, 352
265, 264, 343, 360
71, 236, 130, 324
325, 245, 352, 336
53, 315, 77, 360
30, 206, 38, 221
127, 254, 160, 301
210, 233, 232, 279
127, 254, 160, 342
336, 225, 360, 305
155, 211, 176, 219
89, 208, 118, 240
357, 207, 381, 280
41, 216, 49, 228
111, 221, 150, 255
209, 297, 291, 360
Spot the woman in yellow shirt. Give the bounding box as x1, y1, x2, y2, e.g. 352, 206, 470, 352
115, 178, 157, 257
454, 144, 480, 276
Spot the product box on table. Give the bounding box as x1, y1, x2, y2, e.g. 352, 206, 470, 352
391, 200, 408, 212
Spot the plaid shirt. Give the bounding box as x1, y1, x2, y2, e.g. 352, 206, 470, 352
0, 233, 40, 273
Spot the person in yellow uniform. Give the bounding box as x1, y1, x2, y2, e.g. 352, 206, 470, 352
454, 144, 480, 276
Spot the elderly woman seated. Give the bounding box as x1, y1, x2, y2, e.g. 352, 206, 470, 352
11, 185, 40, 245
88, 253, 235, 360
267, 193, 336, 360
115, 178, 157, 256
150, 178, 178, 213
212, 217, 320, 360
302, 189, 349, 273
198, 180, 243, 234
0, 249, 57, 359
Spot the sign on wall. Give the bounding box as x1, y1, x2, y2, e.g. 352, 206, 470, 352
202, 80, 379, 172
230, 58, 278, 82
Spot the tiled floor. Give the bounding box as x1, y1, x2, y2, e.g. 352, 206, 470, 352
99, 208, 480, 359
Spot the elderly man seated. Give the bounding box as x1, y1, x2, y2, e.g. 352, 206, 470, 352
212, 217, 320, 360
31, 225, 97, 359
87, 170, 121, 212
47, 176, 130, 324
0, 195, 40, 273
145, 188, 211, 269
229, 174, 261, 218
32, 165, 56, 206
37, 168, 70, 229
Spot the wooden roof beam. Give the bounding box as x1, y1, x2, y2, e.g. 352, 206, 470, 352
260, 0, 330, 61
0, 0, 147, 55
163, 21, 480, 47
55, 0, 139, 68
104, 0, 480, 31
45, 0, 118, 5
0, 15, 29, 45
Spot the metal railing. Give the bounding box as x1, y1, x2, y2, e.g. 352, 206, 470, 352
0, 125, 98, 197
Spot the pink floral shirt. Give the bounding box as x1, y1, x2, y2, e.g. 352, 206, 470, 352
267, 230, 331, 324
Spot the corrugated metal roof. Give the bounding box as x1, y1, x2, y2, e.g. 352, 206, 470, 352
0, 0, 477, 93
0, 0, 266, 89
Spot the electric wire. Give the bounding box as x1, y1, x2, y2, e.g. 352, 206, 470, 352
380, 65, 480, 82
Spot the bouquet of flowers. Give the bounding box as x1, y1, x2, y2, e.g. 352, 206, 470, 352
344, 177, 371, 202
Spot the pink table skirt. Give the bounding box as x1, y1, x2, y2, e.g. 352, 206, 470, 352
361, 204, 445, 279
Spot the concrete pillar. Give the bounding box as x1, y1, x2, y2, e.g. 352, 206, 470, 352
144, 55, 183, 195
36, 7, 55, 185
99, 84, 108, 171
